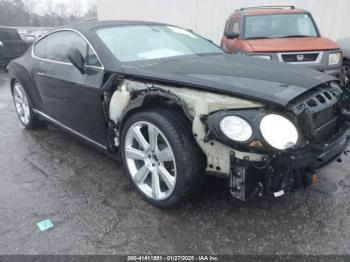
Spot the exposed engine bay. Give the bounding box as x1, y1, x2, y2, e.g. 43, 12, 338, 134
105, 78, 350, 201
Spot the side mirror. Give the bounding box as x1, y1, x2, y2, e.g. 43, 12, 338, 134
225, 32, 239, 40
67, 47, 86, 74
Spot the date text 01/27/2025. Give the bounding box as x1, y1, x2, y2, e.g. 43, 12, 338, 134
127, 255, 220, 261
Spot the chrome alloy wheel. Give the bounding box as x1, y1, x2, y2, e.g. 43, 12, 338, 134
13, 82, 31, 125
343, 63, 350, 85
124, 121, 177, 200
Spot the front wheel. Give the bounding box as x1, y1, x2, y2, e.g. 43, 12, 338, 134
120, 109, 204, 208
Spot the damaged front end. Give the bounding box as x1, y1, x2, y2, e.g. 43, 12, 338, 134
106, 77, 350, 202
203, 82, 350, 200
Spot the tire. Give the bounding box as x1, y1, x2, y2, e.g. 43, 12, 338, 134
120, 108, 205, 208
343, 60, 350, 88
11, 81, 41, 129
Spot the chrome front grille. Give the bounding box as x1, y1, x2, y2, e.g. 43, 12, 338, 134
282, 53, 319, 62
278, 51, 323, 64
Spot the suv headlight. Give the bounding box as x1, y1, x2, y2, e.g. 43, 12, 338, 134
220, 116, 252, 142
0, 40, 4, 47
252, 54, 271, 60
260, 114, 299, 150
328, 52, 341, 66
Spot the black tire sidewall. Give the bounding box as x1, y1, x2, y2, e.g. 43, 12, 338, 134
120, 109, 197, 208
11, 80, 38, 129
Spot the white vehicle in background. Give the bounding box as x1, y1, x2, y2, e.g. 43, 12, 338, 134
21, 34, 36, 44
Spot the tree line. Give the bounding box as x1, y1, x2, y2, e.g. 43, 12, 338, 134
0, 0, 97, 27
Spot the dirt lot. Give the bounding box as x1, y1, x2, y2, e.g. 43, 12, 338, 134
0, 70, 350, 255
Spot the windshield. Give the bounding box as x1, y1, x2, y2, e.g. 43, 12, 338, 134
96, 25, 223, 62
244, 13, 318, 39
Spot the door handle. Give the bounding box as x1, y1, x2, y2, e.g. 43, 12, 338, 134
37, 72, 47, 77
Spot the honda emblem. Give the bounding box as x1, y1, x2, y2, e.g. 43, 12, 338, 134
296, 54, 304, 62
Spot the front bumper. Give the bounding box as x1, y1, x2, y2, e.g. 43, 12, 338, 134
324, 68, 341, 77
229, 124, 350, 201
0, 60, 10, 66
0, 59, 13, 66
251, 51, 342, 77
275, 125, 350, 170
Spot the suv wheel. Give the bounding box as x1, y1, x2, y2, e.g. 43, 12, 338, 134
121, 109, 204, 208
343, 60, 350, 88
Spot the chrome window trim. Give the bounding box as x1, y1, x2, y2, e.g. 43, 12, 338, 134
33, 109, 108, 150
277, 51, 324, 64
32, 28, 105, 70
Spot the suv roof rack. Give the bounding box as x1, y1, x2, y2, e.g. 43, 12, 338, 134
238, 6, 295, 11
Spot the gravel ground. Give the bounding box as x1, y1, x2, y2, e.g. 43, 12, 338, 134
0, 70, 350, 255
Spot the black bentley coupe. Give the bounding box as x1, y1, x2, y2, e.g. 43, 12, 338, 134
8, 20, 350, 208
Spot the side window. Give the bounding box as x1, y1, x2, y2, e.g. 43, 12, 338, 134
232, 21, 240, 34
34, 31, 102, 67
225, 19, 240, 34
86, 45, 101, 67
224, 20, 230, 34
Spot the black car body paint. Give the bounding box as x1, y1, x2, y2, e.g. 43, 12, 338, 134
7, 21, 350, 203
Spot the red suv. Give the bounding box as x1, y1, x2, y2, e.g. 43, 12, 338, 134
220, 6, 342, 77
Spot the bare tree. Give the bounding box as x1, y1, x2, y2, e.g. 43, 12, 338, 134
72, 0, 82, 18
0, 0, 80, 27
85, 0, 97, 19
46, 0, 53, 14
54, 2, 66, 17
87, 0, 96, 10
22, 0, 37, 13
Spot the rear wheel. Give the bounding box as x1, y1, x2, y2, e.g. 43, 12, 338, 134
12, 81, 41, 128
121, 109, 205, 208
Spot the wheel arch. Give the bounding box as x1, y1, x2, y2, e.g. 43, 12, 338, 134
8, 62, 41, 109
115, 89, 208, 159
122, 93, 191, 125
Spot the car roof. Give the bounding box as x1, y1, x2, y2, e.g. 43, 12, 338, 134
0, 27, 18, 31
44, 20, 177, 72
64, 20, 169, 32
234, 8, 307, 17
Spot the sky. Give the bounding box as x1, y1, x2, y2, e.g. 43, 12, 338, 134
30, 0, 93, 16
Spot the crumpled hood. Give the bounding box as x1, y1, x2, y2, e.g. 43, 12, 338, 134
247, 37, 340, 52
121, 53, 336, 107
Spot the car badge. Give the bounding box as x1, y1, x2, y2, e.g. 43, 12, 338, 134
296, 54, 304, 62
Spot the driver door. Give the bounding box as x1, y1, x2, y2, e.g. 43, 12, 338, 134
32, 30, 108, 147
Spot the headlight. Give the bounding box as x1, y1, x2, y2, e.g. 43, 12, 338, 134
260, 114, 298, 150
328, 52, 341, 66
252, 54, 271, 60
220, 116, 252, 142
0, 40, 3, 47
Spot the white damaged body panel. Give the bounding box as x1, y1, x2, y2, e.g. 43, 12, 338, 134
109, 80, 267, 175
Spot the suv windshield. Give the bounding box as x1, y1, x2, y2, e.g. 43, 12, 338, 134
97, 25, 223, 62
244, 13, 318, 39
